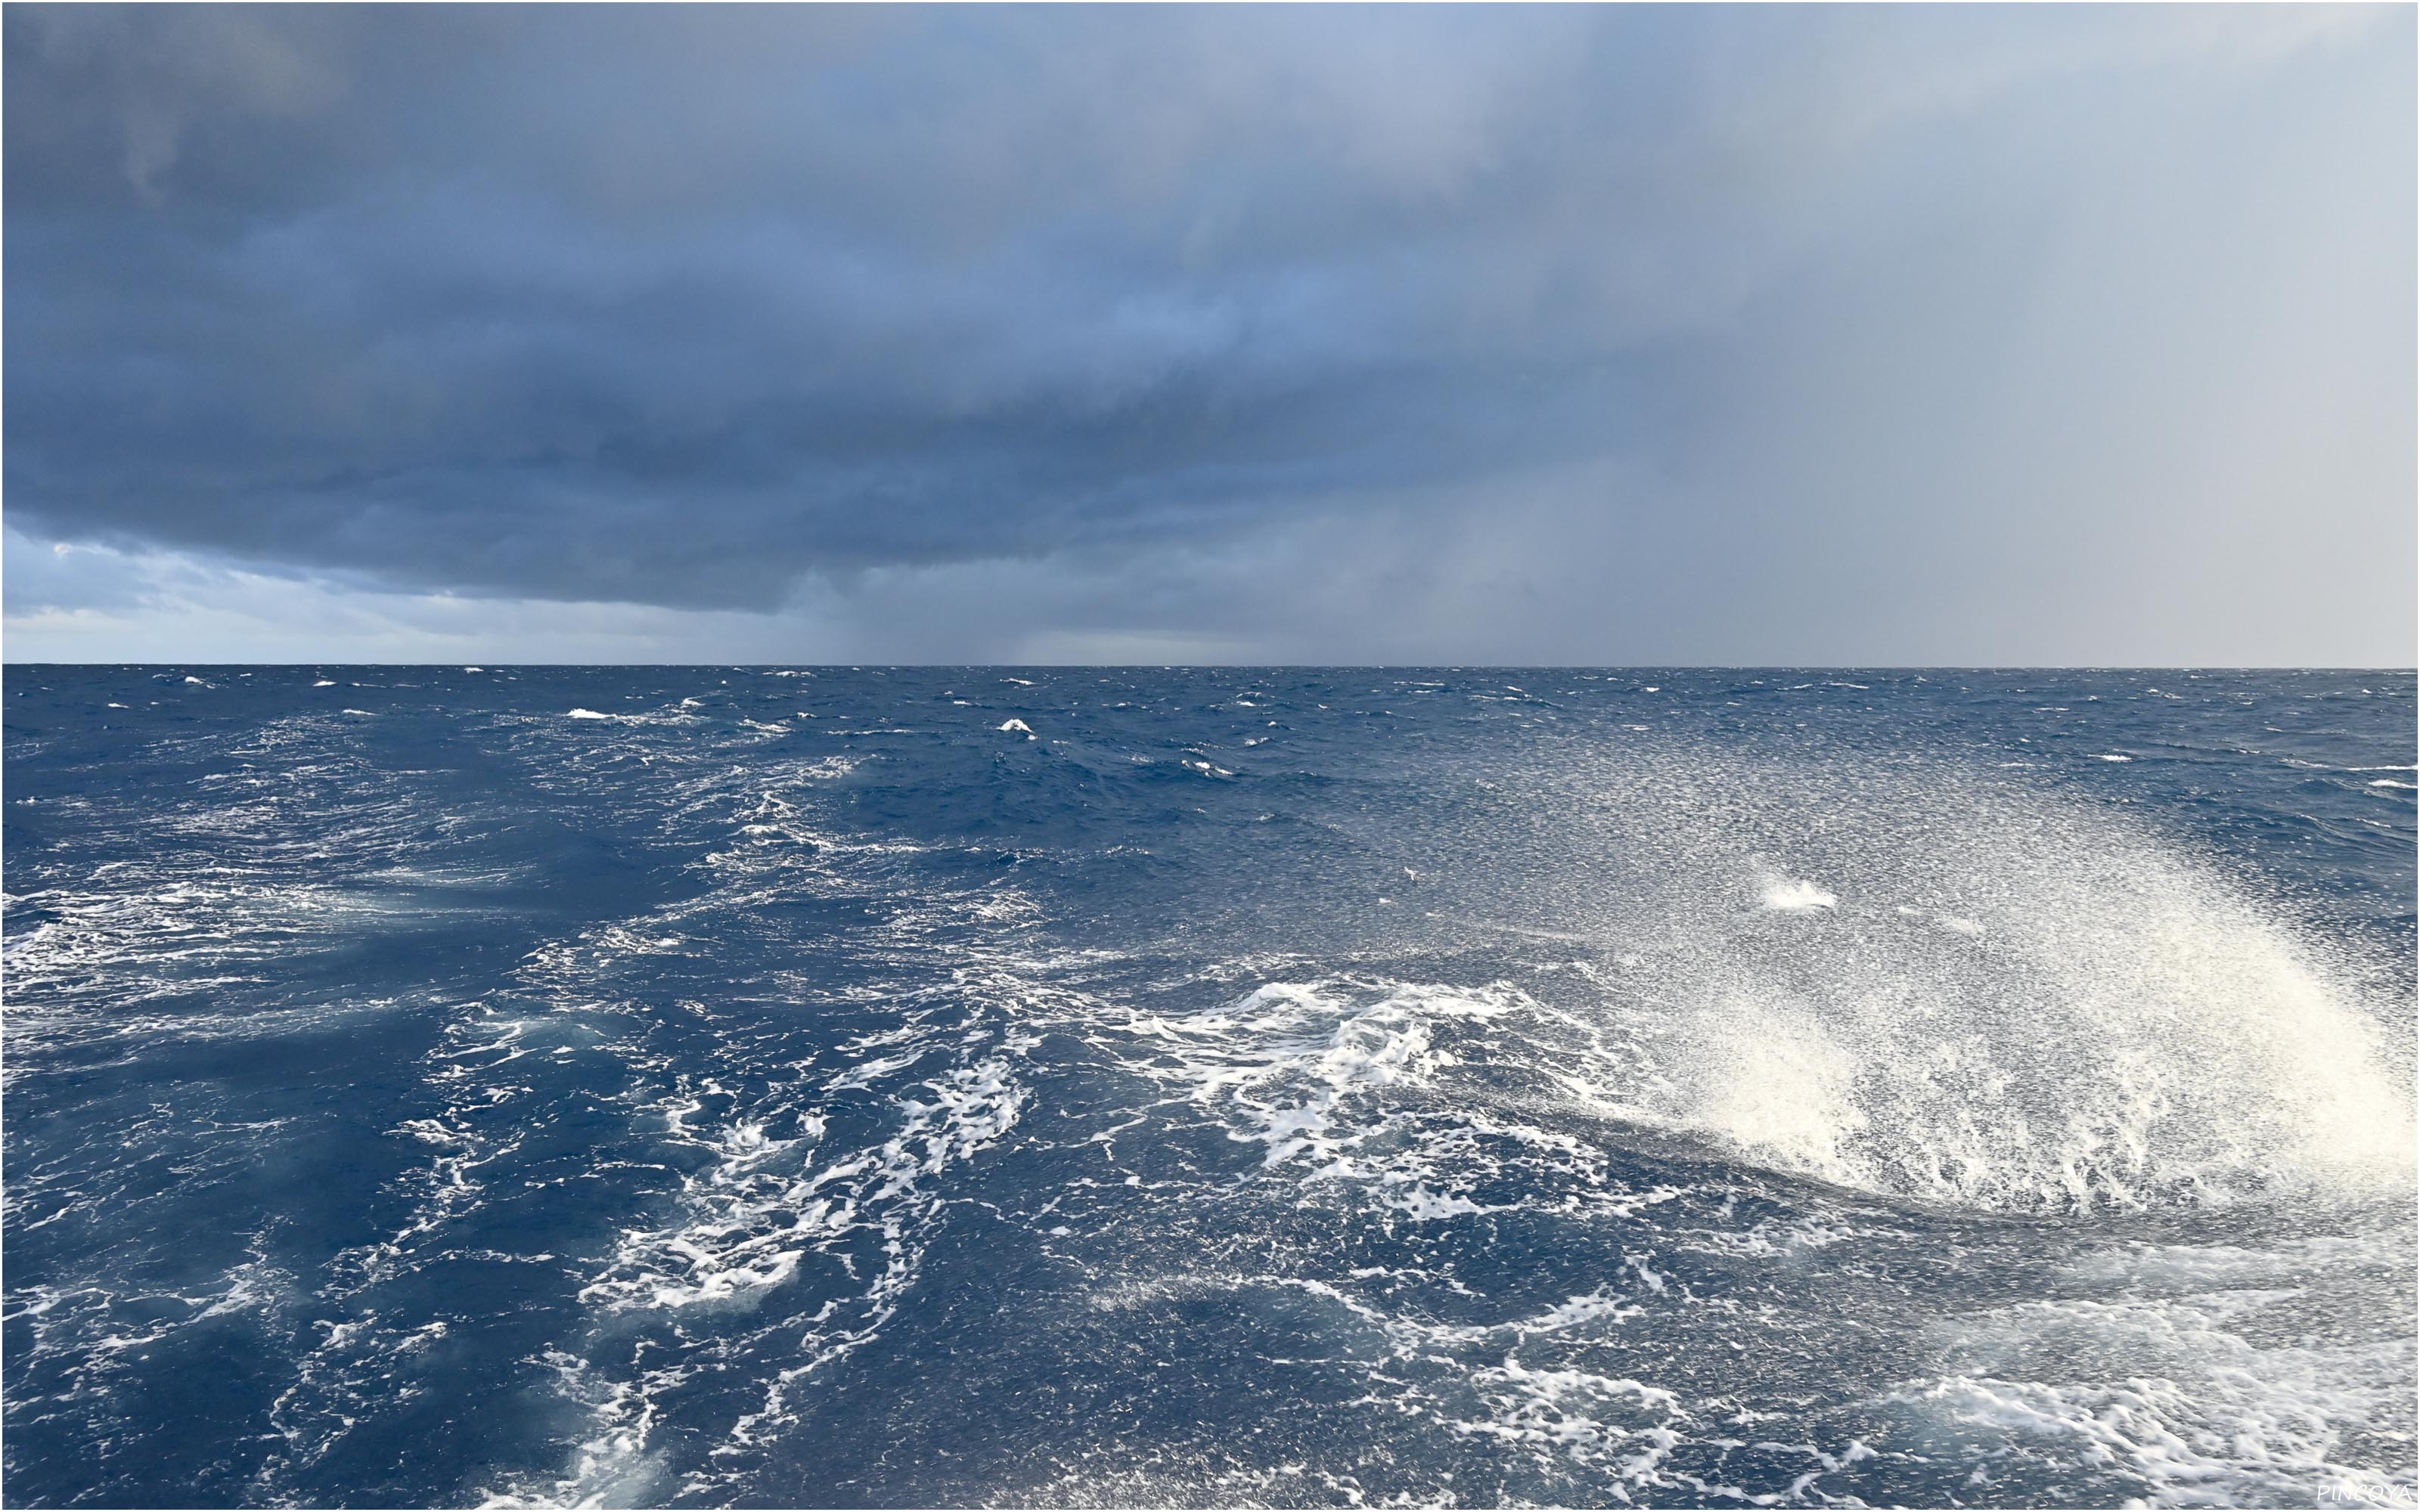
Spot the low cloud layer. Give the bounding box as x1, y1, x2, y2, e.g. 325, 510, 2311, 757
7, 5, 2412, 663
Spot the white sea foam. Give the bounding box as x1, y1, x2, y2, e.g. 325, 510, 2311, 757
1123, 978, 1525, 1176
1759, 877, 1837, 912
480, 765, 1089, 1498
1885, 1284, 2416, 1507
1453, 1356, 1686, 1479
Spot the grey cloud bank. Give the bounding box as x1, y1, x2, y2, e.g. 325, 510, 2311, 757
5, 4, 2412, 664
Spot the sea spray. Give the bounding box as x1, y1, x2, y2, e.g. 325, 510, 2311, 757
1407, 742, 2415, 1212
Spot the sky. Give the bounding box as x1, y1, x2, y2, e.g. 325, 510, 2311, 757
5, 4, 2413, 666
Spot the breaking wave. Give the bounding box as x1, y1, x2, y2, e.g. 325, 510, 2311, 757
1423, 747, 2415, 1213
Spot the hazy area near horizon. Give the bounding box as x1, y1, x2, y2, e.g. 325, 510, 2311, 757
7, 663, 2418, 673
5, 5, 2413, 665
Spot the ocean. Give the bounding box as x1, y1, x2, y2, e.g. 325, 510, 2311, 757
3, 667, 2412, 1509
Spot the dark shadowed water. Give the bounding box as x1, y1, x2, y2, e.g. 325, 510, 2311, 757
5, 668, 2413, 1508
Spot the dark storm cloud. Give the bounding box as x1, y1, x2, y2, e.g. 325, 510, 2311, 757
6, 6, 1683, 605
5, 5, 2413, 660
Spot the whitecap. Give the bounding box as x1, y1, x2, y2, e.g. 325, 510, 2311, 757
1760, 877, 1838, 912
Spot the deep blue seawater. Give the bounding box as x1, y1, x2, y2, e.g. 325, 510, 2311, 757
4, 668, 2414, 1510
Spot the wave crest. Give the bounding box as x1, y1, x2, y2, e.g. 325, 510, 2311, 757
1457, 750, 2415, 1213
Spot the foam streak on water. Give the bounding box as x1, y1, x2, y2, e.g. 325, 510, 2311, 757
4, 668, 2412, 1508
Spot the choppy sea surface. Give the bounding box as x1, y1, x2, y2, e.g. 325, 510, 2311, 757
3, 667, 2413, 1510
